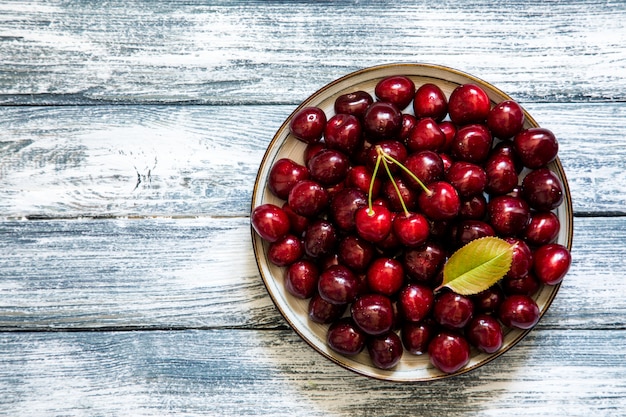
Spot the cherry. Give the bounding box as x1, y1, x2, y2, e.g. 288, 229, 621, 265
451, 123, 493, 164
303, 219, 338, 259
355, 205, 393, 243
458, 194, 488, 220
502, 272, 540, 296
289, 106, 327, 144
433, 291, 474, 330
487, 100, 525, 139
351, 293, 395, 336
524, 211, 560, 246
318, 264, 360, 305
418, 181, 461, 221
367, 331, 403, 369
413, 83, 448, 122
490, 140, 524, 173
308, 293, 346, 324
484, 154, 519, 195
504, 237, 533, 279
327, 317, 366, 356
428, 332, 471, 374
438, 121, 457, 152
344, 165, 381, 197
334, 90, 373, 119
324, 113, 364, 155
402, 320, 437, 355
367, 257, 405, 296
402, 150, 444, 189
375, 75, 416, 110
445, 161, 487, 198
487, 195, 531, 236
251, 203, 291, 243
533, 243, 571, 285
338, 235, 376, 272
304, 142, 326, 165
268, 158, 310, 200
367, 140, 408, 173
307, 148, 350, 186
400, 113, 418, 141
288, 180, 329, 217
285, 260, 319, 299
472, 285, 505, 314
383, 177, 419, 212
466, 314, 503, 353
405, 117, 446, 152
268, 234, 303, 266
452, 220, 495, 247
329, 188, 368, 232
398, 283, 435, 323
521, 168, 564, 211
393, 212, 430, 247
498, 294, 540, 329
513, 127, 559, 169
448, 83, 491, 125
281, 202, 309, 236
363, 101, 403, 141
402, 241, 446, 284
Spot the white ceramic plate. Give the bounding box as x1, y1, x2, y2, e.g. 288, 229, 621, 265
251, 63, 573, 382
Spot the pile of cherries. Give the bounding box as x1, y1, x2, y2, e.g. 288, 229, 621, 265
252, 74, 572, 374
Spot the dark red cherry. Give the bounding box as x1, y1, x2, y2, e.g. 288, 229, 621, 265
355, 205, 393, 243
402, 241, 446, 284
402, 150, 444, 189
491, 139, 524, 173
303, 219, 338, 259
502, 272, 540, 296
324, 113, 363, 155
289, 106, 327, 144
393, 212, 430, 248
514, 128, 559, 169
327, 317, 367, 356
466, 314, 503, 353
533, 243, 571, 285
445, 161, 487, 198
485, 154, 519, 195
281, 202, 309, 236
345, 165, 382, 198
400, 113, 418, 140
402, 319, 437, 355
368, 140, 408, 173
428, 332, 471, 374
405, 117, 446, 152
418, 181, 461, 221
448, 83, 491, 125
318, 264, 360, 305
285, 260, 319, 299
251, 203, 291, 243
398, 283, 435, 323
308, 293, 346, 324
521, 168, 564, 211
367, 331, 403, 369
367, 257, 405, 297
307, 148, 350, 186
413, 83, 448, 122
472, 285, 505, 314
338, 235, 375, 273
304, 142, 326, 166
438, 121, 457, 152
433, 291, 474, 330
487, 100, 525, 139
524, 211, 561, 246
363, 101, 403, 141
268, 158, 309, 200
268, 234, 303, 266
375, 75, 416, 110
504, 237, 533, 279
288, 180, 329, 218
498, 294, 540, 329
458, 194, 488, 220
329, 188, 368, 232
351, 293, 395, 336
452, 220, 495, 247
334, 90, 373, 119
487, 195, 531, 236
451, 123, 493, 164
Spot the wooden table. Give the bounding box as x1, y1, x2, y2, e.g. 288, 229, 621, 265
1, 1, 625, 415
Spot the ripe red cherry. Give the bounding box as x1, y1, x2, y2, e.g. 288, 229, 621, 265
524, 211, 561, 246
448, 83, 491, 125
472, 285, 505, 314
268, 158, 309, 200
345, 165, 381, 197
445, 161, 487, 197
398, 283, 435, 323
285, 260, 319, 299
289, 106, 327, 144
405, 117, 446, 152
351, 293, 395, 336
324, 113, 363, 155
402, 150, 444, 189
329, 188, 367, 232
288, 180, 329, 218
428, 332, 471, 374
413, 83, 448, 122
367, 331, 403, 369
307, 149, 350, 186
334, 90, 373, 119
363, 102, 403, 140
402, 320, 436, 355
367, 257, 405, 296
308, 293, 346, 324
438, 121, 457, 152
499, 294, 540, 329
487, 100, 525, 139
318, 264, 360, 305
393, 212, 430, 247
484, 154, 519, 195
521, 168, 564, 211
452, 220, 495, 247
451, 123, 493, 164
268, 234, 303, 266
513, 128, 559, 169
338, 235, 375, 272
504, 237, 533, 279
355, 205, 393, 243
375, 75, 416, 110
533, 243, 572, 285
402, 241, 446, 284
459, 194, 488, 220
251, 203, 291, 243
433, 291, 474, 330
487, 195, 531, 236
303, 219, 338, 259
466, 314, 503, 353
368, 140, 408, 173
327, 317, 366, 356
418, 181, 461, 221
502, 272, 540, 296
400, 113, 418, 141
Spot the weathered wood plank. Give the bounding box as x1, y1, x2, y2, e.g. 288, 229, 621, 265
0, 103, 624, 218
0, 328, 624, 416
0, 0, 624, 104
0, 216, 623, 330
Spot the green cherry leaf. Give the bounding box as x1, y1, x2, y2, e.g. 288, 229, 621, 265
439, 237, 514, 296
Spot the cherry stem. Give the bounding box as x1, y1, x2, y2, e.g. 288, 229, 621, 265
367, 151, 383, 215
381, 155, 410, 217
379, 149, 432, 196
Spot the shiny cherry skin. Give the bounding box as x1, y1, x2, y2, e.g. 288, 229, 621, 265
363, 101, 403, 141
533, 243, 571, 285
251, 203, 291, 243
491, 139, 524, 173
402, 241, 446, 284
368, 140, 408, 173
329, 188, 367, 232
351, 293, 395, 336
308, 293, 346, 324
502, 272, 540, 296
487, 100, 525, 139
268, 158, 309, 200
307, 148, 350, 186
521, 168, 564, 211
345, 165, 382, 197
281, 202, 310, 236
289, 106, 327, 144
288, 179, 329, 218
524, 211, 561, 246
487, 195, 531, 236
413, 83, 448, 122
303, 219, 338, 259
338, 235, 376, 272
513, 127, 559, 169
504, 237, 533, 279
451, 123, 493, 164
452, 220, 495, 247
466, 314, 503, 353
499, 294, 540, 329
458, 194, 488, 220
448, 83, 491, 125
485, 154, 519, 195
418, 181, 461, 221
472, 285, 505, 314
367, 331, 403, 369
428, 331, 471, 374
400, 113, 418, 141
398, 283, 435, 323
402, 150, 444, 189
405, 117, 446, 152
445, 161, 487, 198
268, 234, 303, 266
367, 257, 405, 296
324, 113, 363, 155
402, 319, 437, 355
334, 90, 373, 119
318, 264, 360, 305
433, 291, 474, 330
393, 212, 430, 247
327, 317, 367, 356
355, 205, 393, 243
375, 75, 416, 110
285, 260, 319, 299
438, 121, 457, 152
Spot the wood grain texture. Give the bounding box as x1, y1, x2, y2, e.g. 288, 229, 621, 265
1, 102, 624, 218
1, 0, 624, 104
0, 216, 623, 330
1, 329, 624, 416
